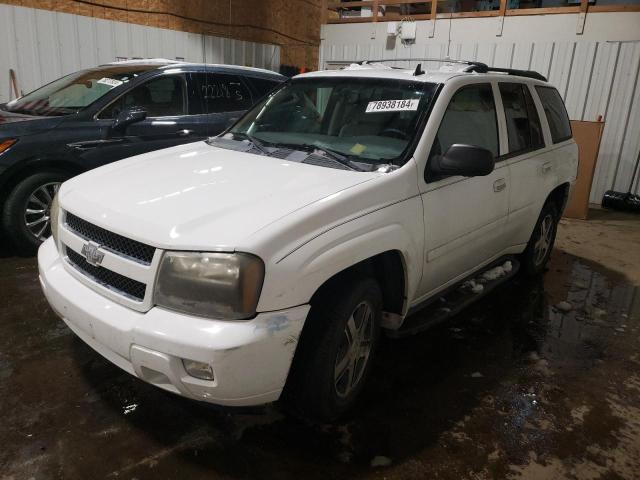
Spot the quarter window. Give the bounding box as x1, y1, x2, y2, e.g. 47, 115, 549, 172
536, 86, 572, 143
429, 83, 499, 165
99, 75, 186, 119
499, 83, 545, 155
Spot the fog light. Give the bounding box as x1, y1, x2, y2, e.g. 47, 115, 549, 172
182, 359, 214, 381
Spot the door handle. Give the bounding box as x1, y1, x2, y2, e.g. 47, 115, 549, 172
542, 161, 553, 174
177, 129, 193, 137
493, 178, 507, 192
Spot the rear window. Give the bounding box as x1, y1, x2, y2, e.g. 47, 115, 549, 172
535, 86, 572, 143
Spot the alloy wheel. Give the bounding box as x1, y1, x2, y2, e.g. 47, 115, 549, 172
334, 301, 375, 399
533, 213, 554, 266
23, 182, 61, 242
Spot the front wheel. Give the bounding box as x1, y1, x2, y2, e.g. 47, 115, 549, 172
284, 276, 382, 422
521, 202, 559, 275
1, 171, 68, 255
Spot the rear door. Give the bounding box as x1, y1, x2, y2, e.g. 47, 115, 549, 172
498, 82, 557, 247
189, 72, 254, 137
417, 82, 511, 298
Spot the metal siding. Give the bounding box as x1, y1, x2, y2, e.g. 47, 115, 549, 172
321, 23, 640, 203
0, 3, 280, 105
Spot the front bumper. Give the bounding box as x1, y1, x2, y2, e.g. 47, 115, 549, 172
38, 238, 310, 406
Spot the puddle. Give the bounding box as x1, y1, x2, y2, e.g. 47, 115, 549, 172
1, 252, 639, 479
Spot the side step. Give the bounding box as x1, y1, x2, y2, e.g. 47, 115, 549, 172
388, 256, 520, 338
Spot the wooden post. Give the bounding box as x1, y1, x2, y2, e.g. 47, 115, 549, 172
577, 0, 588, 34
428, 0, 437, 38
321, 0, 328, 24
372, 0, 380, 21
496, 0, 507, 36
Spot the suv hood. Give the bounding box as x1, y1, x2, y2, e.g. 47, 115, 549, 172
60, 142, 377, 250
0, 106, 65, 136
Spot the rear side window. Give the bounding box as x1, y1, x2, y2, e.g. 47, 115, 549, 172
536, 86, 572, 143
191, 73, 253, 114
499, 83, 544, 155
246, 77, 282, 99
430, 83, 499, 162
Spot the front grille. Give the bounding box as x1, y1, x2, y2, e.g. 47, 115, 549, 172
65, 212, 155, 264
66, 248, 146, 301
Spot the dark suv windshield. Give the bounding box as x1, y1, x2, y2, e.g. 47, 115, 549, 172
3, 65, 156, 117
228, 77, 437, 167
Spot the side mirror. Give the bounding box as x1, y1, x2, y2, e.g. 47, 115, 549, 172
112, 107, 147, 132
431, 144, 495, 177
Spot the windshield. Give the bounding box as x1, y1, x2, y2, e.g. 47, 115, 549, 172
228, 77, 437, 168
3, 65, 156, 116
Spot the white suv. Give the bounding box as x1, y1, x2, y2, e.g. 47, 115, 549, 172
38, 60, 578, 421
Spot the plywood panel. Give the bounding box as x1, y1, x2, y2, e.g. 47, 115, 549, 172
564, 120, 605, 219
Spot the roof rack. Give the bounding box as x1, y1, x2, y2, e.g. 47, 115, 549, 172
346, 58, 548, 82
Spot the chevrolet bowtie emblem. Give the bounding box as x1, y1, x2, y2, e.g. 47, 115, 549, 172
81, 241, 105, 267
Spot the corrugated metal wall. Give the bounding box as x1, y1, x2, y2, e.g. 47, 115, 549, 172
0, 4, 281, 103
321, 18, 640, 203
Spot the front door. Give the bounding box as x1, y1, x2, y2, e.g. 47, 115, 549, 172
73, 73, 200, 166
417, 82, 510, 299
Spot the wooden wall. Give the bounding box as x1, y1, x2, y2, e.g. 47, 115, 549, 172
0, 0, 321, 69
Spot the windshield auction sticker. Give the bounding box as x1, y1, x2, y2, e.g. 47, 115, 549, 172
97, 77, 124, 88
366, 99, 419, 113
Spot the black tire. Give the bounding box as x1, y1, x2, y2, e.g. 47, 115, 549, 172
283, 276, 382, 422
521, 201, 559, 276
1, 171, 69, 255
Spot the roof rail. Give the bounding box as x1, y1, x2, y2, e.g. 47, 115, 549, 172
464, 63, 547, 82
339, 58, 548, 81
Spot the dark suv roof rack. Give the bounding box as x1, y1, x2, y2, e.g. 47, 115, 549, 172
353, 58, 547, 82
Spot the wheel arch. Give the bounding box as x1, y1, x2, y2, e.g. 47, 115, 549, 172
0, 158, 83, 206
309, 249, 408, 326
546, 181, 571, 217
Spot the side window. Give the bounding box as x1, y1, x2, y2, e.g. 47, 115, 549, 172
429, 83, 499, 164
99, 75, 186, 119
535, 86, 572, 143
499, 82, 545, 155
204, 74, 253, 113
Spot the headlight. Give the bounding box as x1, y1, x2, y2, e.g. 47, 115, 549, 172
154, 252, 264, 320
50, 192, 60, 245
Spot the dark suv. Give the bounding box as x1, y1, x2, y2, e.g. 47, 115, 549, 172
0, 60, 285, 252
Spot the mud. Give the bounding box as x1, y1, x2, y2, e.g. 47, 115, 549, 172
1, 209, 639, 479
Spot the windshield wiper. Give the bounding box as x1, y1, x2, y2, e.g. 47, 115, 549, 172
231, 132, 271, 156
276, 143, 362, 171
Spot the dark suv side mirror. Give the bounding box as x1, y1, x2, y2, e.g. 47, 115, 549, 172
112, 107, 147, 132
431, 144, 495, 177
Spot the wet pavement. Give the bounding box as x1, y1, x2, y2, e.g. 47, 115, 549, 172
1, 211, 639, 479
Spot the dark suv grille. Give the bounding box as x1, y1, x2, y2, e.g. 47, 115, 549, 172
65, 212, 155, 264
66, 248, 146, 301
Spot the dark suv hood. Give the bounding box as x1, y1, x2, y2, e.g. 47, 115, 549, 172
0, 106, 65, 136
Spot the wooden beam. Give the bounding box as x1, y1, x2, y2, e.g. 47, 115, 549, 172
588, 4, 640, 12
321, 0, 328, 23
373, 0, 379, 22
505, 6, 580, 15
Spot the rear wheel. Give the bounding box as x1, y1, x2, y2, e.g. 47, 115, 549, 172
2, 171, 68, 255
521, 202, 559, 275
284, 276, 382, 422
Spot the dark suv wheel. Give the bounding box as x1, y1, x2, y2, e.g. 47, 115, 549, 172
284, 276, 382, 422
2, 171, 68, 255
